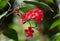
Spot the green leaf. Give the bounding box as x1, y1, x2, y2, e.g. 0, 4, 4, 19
50, 33, 60, 41
50, 19, 60, 30
54, 33, 60, 41
0, 0, 9, 10
47, 0, 54, 3
23, 1, 53, 12
3, 28, 18, 41
20, 7, 32, 13
19, 40, 23, 41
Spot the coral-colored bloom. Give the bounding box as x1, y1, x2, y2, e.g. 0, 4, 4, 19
24, 27, 34, 38
19, 8, 44, 24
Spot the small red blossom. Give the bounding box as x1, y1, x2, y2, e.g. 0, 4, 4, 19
19, 8, 44, 24
24, 27, 34, 38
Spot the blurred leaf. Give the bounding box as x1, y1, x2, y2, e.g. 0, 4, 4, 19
25, 39, 33, 41
50, 19, 60, 30
50, 33, 60, 41
24, 1, 53, 12
0, 0, 9, 10
19, 40, 23, 41
47, 0, 54, 3
20, 7, 32, 13
54, 33, 60, 41
53, 14, 60, 18
3, 28, 18, 41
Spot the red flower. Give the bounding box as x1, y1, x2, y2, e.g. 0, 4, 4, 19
19, 8, 44, 24
19, 10, 33, 24
32, 8, 44, 24
24, 27, 34, 38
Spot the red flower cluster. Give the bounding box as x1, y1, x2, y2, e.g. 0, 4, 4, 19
24, 27, 34, 38
19, 8, 44, 24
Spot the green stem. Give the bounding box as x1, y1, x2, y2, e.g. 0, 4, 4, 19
28, 21, 31, 27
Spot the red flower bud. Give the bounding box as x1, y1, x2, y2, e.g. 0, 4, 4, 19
24, 27, 34, 38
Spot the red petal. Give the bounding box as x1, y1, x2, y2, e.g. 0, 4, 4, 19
26, 34, 29, 37
21, 10, 33, 21
32, 8, 44, 24
19, 18, 26, 24
32, 16, 40, 24
25, 10, 33, 20
28, 27, 34, 33
29, 34, 33, 38
31, 30, 34, 33
26, 33, 33, 38
19, 18, 23, 24
28, 27, 32, 30
21, 14, 26, 20
25, 27, 34, 38
24, 29, 28, 33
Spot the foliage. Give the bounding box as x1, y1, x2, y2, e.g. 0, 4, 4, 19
47, 0, 54, 3
3, 28, 18, 41
50, 19, 60, 30
24, 1, 53, 12
0, 0, 9, 10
